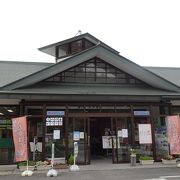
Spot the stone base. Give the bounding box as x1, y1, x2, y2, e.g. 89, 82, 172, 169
140, 160, 154, 165
47, 169, 58, 177
162, 159, 176, 164
69, 165, 80, 171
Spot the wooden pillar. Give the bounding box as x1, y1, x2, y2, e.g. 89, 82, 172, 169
150, 105, 157, 161
130, 105, 135, 146
65, 105, 69, 164
19, 99, 25, 116
42, 103, 46, 160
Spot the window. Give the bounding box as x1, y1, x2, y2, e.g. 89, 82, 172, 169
71, 40, 83, 54
44, 58, 145, 85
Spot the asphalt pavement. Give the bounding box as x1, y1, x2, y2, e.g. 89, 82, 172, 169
0, 167, 180, 180
0, 161, 180, 180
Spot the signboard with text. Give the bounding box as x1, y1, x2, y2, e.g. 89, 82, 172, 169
138, 124, 152, 144
46, 117, 63, 126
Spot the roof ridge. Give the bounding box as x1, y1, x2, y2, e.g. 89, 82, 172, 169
0, 60, 54, 65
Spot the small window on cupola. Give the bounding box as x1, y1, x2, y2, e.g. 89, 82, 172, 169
70, 40, 83, 54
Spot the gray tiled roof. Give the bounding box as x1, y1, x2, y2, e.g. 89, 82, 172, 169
145, 66, 180, 87
0, 61, 53, 87
1, 45, 180, 92
0, 59, 180, 93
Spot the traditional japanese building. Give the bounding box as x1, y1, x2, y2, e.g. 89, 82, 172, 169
0, 33, 180, 165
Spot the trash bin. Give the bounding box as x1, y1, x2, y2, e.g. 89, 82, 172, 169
130, 154, 136, 166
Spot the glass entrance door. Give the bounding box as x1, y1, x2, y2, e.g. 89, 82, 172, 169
27, 117, 43, 161
90, 117, 113, 163
112, 117, 132, 163
68, 117, 90, 164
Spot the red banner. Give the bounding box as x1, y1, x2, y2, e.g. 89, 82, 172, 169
12, 116, 28, 162
167, 115, 180, 154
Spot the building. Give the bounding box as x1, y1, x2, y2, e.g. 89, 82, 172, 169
0, 33, 180, 165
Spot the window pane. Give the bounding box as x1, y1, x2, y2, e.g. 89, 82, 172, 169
75, 66, 85, 72
96, 72, 106, 78
86, 62, 95, 68
107, 72, 116, 78
96, 67, 106, 73
71, 40, 82, 54
107, 68, 116, 74
84, 40, 94, 49
74, 77, 86, 83
117, 73, 126, 78
58, 44, 68, 57
86, 72, 95, 78
96, 61, 106, 68
75, 72, 85, 77
65, 71, 74, 76
117, 79, 127, 83
107, 78, 116, 83
96, 78, 106, 83
86, 77, 95, 83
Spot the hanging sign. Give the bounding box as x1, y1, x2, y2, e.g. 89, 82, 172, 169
12, 116, 28, 162
134, 111, 150, 116
138, 124, 152, 144
47, 111, 65, 116
167, 115, 180, 154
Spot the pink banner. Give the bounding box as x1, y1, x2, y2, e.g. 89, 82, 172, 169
12, 116, 28, 162
167, 115, 180, 154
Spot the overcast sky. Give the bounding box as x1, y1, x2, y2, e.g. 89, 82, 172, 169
0, 0, 180, 67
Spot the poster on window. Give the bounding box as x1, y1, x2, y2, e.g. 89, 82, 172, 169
73, 131, 80, 141
53, 130, 60, 139
102, 136, 112, 149
167, 115, 180, 154
138, 124, 152, 144
122, 129, 128, 138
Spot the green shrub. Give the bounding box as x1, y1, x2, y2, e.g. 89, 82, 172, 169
139, 155, 153, 160
18, 161, 36, 166
68, 155, 74, 165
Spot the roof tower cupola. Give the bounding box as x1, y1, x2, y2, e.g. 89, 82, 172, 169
38, 32, 119, 63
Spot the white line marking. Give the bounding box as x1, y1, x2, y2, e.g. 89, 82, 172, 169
144, 175, 180, 180
161, 175, 180, 178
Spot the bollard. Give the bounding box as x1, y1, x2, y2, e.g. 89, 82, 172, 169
130, 154, 136, 166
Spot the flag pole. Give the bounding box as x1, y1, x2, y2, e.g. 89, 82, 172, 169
26, 160, 29, 171
21, 116, 33, 176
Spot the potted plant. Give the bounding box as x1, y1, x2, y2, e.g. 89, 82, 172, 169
130, 148, 136, 156
161, 155, 176, 164
139, 155, 154, 165
68, 154, 74, 165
